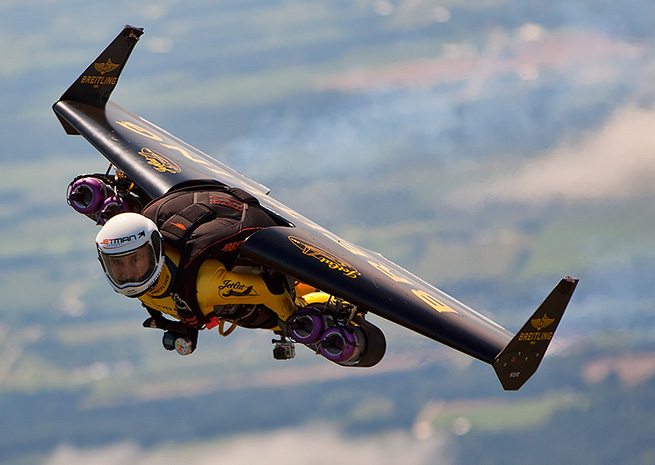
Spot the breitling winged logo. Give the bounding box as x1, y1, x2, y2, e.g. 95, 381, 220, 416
94, 58, 120, 75
531, 313, 556, 331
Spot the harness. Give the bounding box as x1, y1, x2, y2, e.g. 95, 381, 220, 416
141, 185, 274, 327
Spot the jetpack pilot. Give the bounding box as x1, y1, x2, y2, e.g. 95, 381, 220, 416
94, 186, 298, 355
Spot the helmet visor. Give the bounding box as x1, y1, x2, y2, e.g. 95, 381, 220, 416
101, 242, 157, 288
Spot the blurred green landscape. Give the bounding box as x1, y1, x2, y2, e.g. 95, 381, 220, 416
2, 0, 655, 464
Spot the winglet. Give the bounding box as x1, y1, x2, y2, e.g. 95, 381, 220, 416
55, 25, 143, 133
493, 276, 578, 391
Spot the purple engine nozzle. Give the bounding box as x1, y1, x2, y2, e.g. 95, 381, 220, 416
98, 196, 131, 224
319, 326, 364, 364
68, 177, 108, 214
289, 308, 327, 345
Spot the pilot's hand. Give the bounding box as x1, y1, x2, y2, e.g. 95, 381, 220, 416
176, 306, 203, 329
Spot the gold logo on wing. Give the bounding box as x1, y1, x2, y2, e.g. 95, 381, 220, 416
531, 314, 555, 331
289, 236, 360, 279
138, 147, 182, 174
94, 58, 120, 75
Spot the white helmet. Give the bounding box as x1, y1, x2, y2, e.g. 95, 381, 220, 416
95, 213, 165, 297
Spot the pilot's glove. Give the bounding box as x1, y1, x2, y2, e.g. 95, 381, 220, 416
142, 306, 196, 333
179, 314, 202, 329
172, 294, 204, 329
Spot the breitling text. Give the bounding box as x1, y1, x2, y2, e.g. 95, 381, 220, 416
518, 331, 554, 343
81, 76, 118, 86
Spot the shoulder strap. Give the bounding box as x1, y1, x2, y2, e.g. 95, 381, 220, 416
159, 202, 214, 249
226, 187, 259, 205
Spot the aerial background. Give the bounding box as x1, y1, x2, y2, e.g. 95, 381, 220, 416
2, 0, 655, 464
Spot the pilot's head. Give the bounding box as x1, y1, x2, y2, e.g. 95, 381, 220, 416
95, 213, 165, 297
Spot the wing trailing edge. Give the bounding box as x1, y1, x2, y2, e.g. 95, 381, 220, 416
493, 276, 578, 390
55, 25, 143, 134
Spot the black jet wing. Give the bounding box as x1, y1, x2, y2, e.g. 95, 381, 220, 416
54, 26, 578, 390
240, 225, 577, 390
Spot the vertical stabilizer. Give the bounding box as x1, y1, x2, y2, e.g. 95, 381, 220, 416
57, 25, 143, 113
493, 277, 578, 390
